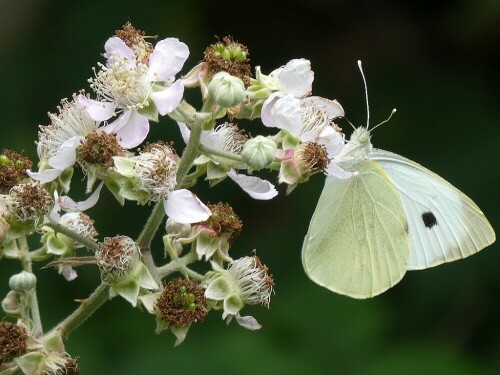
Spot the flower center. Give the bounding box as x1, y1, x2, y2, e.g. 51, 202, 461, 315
90, 59, 150, 110
134, 142, 179, 200
156, 278, 208, 327
77, 131, 123, 169
300, 102, 330, 135
96, 236, 138, 278
7, 183, 53, 223
296, 142, 329, 175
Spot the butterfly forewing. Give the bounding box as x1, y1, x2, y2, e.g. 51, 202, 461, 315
302, 160, 410, 298
370, 149, 496, 269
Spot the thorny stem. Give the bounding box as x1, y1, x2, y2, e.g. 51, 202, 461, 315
48, 106, 207, 340
137, 200, 165, 286
136, 115, 204, 279
47, 283, 110, 339
18, 236, 43, 337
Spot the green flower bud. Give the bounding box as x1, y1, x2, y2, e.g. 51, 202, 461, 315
208, 72, 245, 108
9, 271, 37, 292
241, 136, 277, 170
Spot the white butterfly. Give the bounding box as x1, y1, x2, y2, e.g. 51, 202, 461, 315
301, 61, 496, 299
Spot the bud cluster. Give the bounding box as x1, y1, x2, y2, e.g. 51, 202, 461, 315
0, 20, 358, 371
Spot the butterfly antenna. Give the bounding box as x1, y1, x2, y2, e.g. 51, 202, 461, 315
343, 116, 357, 131
370, 108, 397, 132
357, 60, 370, 129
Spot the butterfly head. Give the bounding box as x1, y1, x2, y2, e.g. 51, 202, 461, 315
352, 127, 371, 145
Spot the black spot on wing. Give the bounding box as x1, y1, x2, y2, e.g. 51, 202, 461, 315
421, 211, 438, 229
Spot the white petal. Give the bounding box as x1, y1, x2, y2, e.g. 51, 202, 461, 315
176, 122, 191, 144
102, 109, 130, 134
261, 92, 283, 128
59, 182, 104, 212
302, 96, 344, 119
48, 136, 82, 170
164, 189, 212, 224
78, 95, 116, 121
318, 127, 345, 158
149, 80, 184, 116
113, 111, 150, 149
27, 168, 63, 183
148, 38, 189, 81
227, 170, 278, 200
267, 95, 303, 136
325, 163, 358, 179
235, 313, 262, 330
278, 58, 314, 98
104, 37, 135, 67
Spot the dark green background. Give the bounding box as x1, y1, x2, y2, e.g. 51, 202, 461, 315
1, 0, 499, 374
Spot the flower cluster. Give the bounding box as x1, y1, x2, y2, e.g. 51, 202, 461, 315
0, 21, 356, 372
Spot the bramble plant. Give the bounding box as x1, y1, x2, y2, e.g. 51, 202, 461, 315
0, 23, 346, 374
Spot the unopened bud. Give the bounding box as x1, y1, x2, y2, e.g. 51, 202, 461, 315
208, 72, 245, 108
241, 136, 277, 170
9, 271, 37, 292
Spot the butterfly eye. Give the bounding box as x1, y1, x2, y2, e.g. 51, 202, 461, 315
358, 132, 369, 144
421, 211, 438, 229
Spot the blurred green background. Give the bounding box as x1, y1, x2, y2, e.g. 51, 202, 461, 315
1, 0, 499, 374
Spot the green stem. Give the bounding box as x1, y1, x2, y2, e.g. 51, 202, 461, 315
48, 283, 110, 339
45, 222, 98, 252
157, 250, 200, 280
18, 237, 43, 337
176, 119, 203, 187
135, 112, 205, 283
198, 144, 243, 164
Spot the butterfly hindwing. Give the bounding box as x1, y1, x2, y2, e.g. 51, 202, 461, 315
302, 160, 410, 298
370, 149, 496, 269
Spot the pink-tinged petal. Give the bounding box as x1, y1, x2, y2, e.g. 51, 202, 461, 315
48, 136, 82, 169
59, 182, 104, 212
102, 109, 131, 134
302, 96, 344, 119
235, 313, 262, 330
325, 164, 358, 179
176, 122, 191, 144
164, 189, 212, 224
62, 266, 78, 281
78, 95, 116, 121
148, 38, 189, 81
27, 168, 63, 183
275, 148, 294, 161
266, 95, 302, 136
104, 37, 135, 67
227, 170, 278, 200
278, 58, 314, 98
149, 80, 184, 116
114, 111, 150, 149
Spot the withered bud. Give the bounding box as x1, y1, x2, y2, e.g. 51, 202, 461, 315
204, 36, 252, 86
0, 149, 32, 194
0, 321, 28, 362
156, 278, 208, 327
198, 202, 242, 243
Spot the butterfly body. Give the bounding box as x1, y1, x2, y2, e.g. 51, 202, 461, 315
302, 126, 496, 298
